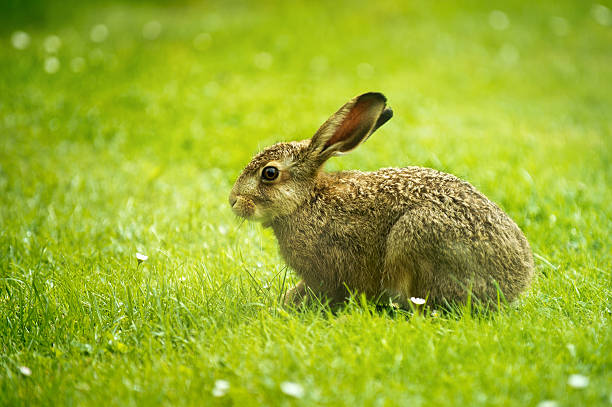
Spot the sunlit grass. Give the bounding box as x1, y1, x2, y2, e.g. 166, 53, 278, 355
1, 1, 611, 406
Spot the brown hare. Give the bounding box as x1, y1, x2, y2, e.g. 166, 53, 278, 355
229, 92, 534, 309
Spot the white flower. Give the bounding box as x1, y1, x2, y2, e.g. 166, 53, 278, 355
212, 379, 230, 397
410, 297, 426, 305
11, 31, 30, 50
537, 401, 559, 407
43, 35, 62, 53
280, 381, 304, 398
90, 24, 109, 43
592, 4, 611, 26
136, 252, 148, 262
489, 10, 510, 31
142, 21, 162, 40
19, 366, 32, 376
44, 57, 60, 74
567, 374, 589, 389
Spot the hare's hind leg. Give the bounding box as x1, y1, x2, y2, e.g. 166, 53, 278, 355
383, 209, 500, 307
382, 214, 422, 308
383, 210, 469, 307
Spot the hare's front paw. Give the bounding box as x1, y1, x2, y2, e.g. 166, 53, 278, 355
283, 280, 308, 308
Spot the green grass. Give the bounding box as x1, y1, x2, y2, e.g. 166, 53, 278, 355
1, 0, 611, 405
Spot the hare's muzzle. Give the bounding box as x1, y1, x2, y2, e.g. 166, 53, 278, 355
228, 190, 256, 219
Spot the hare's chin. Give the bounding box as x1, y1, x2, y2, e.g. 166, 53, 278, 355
233, 208, 272, 224
232, 206, 254, 220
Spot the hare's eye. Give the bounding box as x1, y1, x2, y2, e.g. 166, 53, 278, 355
261, 166, 279, 181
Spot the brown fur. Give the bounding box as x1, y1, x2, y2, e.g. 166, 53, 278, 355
229, 93, 534, 309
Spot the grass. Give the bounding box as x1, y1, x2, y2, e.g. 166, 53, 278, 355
1, 0, 611, 405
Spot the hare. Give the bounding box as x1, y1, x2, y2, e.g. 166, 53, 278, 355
229, 92, 534, 309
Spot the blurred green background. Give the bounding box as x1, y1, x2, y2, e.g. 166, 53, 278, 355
1, 0, 611, 406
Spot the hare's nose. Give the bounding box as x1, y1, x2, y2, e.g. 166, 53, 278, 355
229, 195, 237, 207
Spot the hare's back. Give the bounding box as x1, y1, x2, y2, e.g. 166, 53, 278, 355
340, 166, 498, 213
320, 166, 522, 240
388, 166, 519, 233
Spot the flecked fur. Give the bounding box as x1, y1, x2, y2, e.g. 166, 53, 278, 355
229, 93, 534, 309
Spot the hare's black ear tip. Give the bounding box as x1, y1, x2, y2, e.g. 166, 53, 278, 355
375, 107, 393, 130
381, 107, 393, 121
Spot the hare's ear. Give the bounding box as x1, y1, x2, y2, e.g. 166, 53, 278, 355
308, 92, 392, 160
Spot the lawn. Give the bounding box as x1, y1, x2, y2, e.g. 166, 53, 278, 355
0, 0, 611, 405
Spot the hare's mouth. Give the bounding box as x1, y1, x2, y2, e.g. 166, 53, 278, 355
231, 196, 260, 220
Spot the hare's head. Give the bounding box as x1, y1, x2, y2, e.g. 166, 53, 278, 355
229, 92, 392, 224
